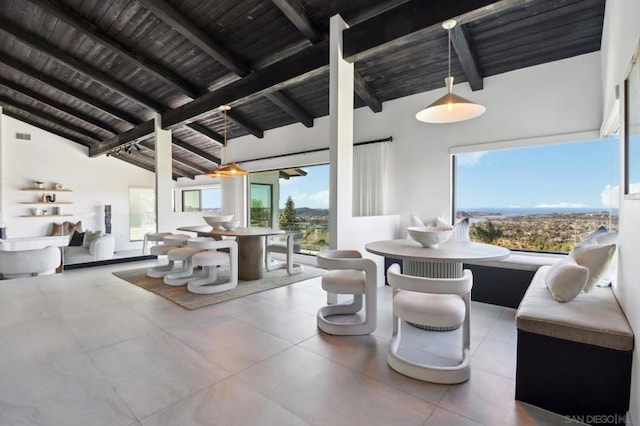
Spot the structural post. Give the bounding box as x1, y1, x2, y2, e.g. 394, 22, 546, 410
154, 113, 173, 232
329, 14, 355, 250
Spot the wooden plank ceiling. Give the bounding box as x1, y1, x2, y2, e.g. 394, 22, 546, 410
0, 0, 605, 179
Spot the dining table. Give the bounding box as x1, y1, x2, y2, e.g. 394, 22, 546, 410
177, 226, 284, 280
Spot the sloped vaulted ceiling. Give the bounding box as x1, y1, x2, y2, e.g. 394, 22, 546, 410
0, 0, 605, 179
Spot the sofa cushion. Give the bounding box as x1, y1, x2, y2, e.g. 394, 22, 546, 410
516, 266, 633, 351
545, 259, 588, 302
82, 230, 102, 248
69, 231, 84, 247
569, 243, 616, 292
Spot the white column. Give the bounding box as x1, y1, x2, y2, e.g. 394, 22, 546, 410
329, 14, 354, 250
0, 106, 4, 227
154, 113, 173, 232
221, 177, 249, 227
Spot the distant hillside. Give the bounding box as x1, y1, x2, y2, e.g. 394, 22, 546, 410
296, 207, 329, 217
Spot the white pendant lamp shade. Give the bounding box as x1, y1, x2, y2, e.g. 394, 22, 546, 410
415, 76, 486, 123
416, 20, 486, 124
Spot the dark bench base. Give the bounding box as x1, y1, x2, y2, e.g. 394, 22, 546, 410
516, 329, 631, 425
465, 264, 535, 308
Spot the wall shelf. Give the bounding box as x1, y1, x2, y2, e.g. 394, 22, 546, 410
20, 202, 73, 205
21, 188, 73, 192
19, 186, 73, 217
21, 214, 74, 218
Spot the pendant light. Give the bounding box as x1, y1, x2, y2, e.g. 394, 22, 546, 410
205, 105, 249, 178
415, 19, 486, 123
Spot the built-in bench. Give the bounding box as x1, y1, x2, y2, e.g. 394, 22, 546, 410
464, 251, 564, 308
515, 266, 634, 424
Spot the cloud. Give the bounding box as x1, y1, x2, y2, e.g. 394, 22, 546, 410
309, 190, 329, 208
534, 202, 587, 208
601, 183, 640, 208
456, 152, 487, 167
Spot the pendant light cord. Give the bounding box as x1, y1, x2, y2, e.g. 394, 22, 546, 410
223, 108, 228, 165
448, 26, 451, 80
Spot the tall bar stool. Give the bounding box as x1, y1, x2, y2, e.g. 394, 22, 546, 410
316, 250, 377, 335
265, 232, 304, 275
386, 263, 473, 384
187, 237, 238, 294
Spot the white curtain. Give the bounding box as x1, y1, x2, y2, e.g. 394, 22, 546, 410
353, 142, 388, 217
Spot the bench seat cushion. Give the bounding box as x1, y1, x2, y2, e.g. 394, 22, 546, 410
516, 266, 633, 351
467, 252, 563, 271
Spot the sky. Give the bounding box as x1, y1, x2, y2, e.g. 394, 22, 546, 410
456, 138, 622, 209
275, 138, 631, 211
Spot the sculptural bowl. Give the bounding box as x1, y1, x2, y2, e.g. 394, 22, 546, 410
203, 214, 234, 229
407, 226, 453, 248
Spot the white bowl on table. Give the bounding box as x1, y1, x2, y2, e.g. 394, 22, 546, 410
203, 214, 234, 229
407, 226, 453, 248
222, 220, 240, 231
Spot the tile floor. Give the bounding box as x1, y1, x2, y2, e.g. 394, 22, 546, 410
0, 260, 578, 425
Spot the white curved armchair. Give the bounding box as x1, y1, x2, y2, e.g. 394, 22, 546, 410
0, 246, 61, 279
316, 250, 377, 335
387, 263, 473, 384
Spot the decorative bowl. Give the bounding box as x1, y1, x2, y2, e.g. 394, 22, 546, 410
222, 220, 240, 231
203, 214, 234, 229
407, 226, 453, 248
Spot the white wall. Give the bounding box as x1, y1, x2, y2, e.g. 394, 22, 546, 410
601, 1, 640, 425
0, 115, 155, 252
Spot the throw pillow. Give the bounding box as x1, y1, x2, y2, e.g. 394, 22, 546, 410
65, 221, 83, 235
410, 212, 425, 227
575, 226, 608, 247
69, 231, 85, 247
569, 243, 617, 292
436, 216, 470, 241
595, 231, 618, 287
50, 222, 65, 236
545, 259, 589, 302
82, 230, 102, 248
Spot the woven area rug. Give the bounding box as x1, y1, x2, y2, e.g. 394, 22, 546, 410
113, 265, 324, 310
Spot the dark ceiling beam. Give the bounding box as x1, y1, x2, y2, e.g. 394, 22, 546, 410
450, 24, 484, 91
89, 40, 328, 156
343, 0, 501, 63
96, 120, 155, 153
27, 0, 200, 99
2, 110, 91, 147
226, 110, 263, 139
353, 72, 382, 113
273, 0, 382, 113
264, 92, 313, 128
171, 138, 221, 165
0, 76, 118, 134
138, 141, 208, 174
0, 21, 165, 112
271, 0, 324, 43
0, 52, 142, 124
137, 0, 251, 77
185, 123, 224, 144
0, 94, 102, 141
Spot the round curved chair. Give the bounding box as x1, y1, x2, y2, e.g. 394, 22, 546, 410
0, 246, 61, 279
265, 232, 304, 275
316, 249, 377, 336
187, 237, 238, 294
143, 232, 173, 255
386, 263, 473, 384
163, 247, 201, 286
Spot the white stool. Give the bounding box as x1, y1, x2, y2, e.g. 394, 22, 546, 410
387, 263, 473, 384
316, 250, 377, 336
265, 232, 304, 275
146, 244, 177, 278
186, 238, 238, 294
143, 232, 173, 255
163, 247, 201, 286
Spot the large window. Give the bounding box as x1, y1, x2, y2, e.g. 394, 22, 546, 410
250, 183, 272, 227
129, 187, 155, 241
181, 187, 221, 213
454, 139, 619, 252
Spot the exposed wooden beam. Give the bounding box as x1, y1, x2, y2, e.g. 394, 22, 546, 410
0, 21, 165, 112
138, 141, 208, 174
450, 24, 483, 91
137, 0, 251, 77
0, 76, 118, 134
0, 95, 102, 141
27, 0, 201, 99
91, 120, 155, 156
163, 41, 329, 130
171, 138, 221, 165
185, 123, 224, 144
264, 92, 313, 128
271, 0, 323, 43
2, 110, 91, 147
0, 52, 142, 125
226, 110, 263, 139
353, 72, 382, 113
343, 0, 500, 62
